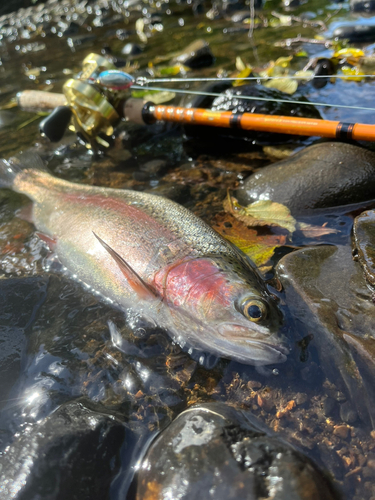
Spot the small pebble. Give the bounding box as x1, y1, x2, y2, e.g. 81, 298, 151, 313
247, 380, 262, 389
340, 401, 358, 424
333, 425, 349, 439
257, 394, 274, 412
295, 392, 308, 406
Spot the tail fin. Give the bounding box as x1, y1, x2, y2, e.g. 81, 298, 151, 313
0, 152, 49, 189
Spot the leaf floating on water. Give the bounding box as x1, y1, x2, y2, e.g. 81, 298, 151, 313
298, 222, 338, 237
274, 56, 293, 68
234, 67, 252, 86
135, 18, 147, 43
294, 70, 314, 82
333, 48, 364, 60
159, 64, 185, 76
224, 194, 297, 233
340, 65, 364, 82
236, 56, 247, 72
212, 213, 287, 267
131, 89, 175, 103
263, 77, 298, 95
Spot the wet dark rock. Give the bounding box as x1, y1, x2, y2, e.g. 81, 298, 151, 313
313, 59, 335, 89
236, 142, 375, 215
172, 39, 215, 69
121, 42, 143, 57
353, 210, 375, 287
340, 401, 358, 424
0, 276, 47, 415
136, 402, 338, 500
0, 399, 126, 500
331, 22, 375, 42
350, 0, 375, 12
276, 244, 375, 429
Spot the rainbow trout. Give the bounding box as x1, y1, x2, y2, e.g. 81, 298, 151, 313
0, 153, 288, 365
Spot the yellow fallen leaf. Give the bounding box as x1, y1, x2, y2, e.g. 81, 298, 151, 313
274, 56, 293, 68
236, 56, 247, 72
333, 48, 364, 59
212, 213, 287, 266
340, 65, 365, 81
294, 70, 314, 82
263, 77, 298, 95
224, 194, 297, 233
234, 67, 252, 87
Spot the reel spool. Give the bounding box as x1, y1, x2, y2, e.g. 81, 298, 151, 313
63, 53, 120, 145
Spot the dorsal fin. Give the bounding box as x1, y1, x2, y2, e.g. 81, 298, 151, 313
93, 231, 159, 301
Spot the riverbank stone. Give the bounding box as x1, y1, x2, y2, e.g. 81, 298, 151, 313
276, 244, 375, 429
236, 142, 375, 215
0, 399, 126, 500
353, 209, 375, 287
136, 402, 338, 500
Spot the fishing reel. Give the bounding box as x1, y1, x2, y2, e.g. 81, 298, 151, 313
40, 53, 136, 148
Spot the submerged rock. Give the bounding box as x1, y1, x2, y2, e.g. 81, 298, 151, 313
331, 22, 375, 42
172, 39, 214, 69
276, 244, 375, 429
0, 399, 125, 500
353, 210, 375, 287
236, 142, 375, 215
0, 276, 47, 418
351, 0, 375, 12
136, 402, 338, 500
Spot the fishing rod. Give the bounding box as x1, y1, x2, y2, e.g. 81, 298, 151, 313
15, 53, 375, 147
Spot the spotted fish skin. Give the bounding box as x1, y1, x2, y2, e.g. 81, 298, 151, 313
0, 153, 288, 365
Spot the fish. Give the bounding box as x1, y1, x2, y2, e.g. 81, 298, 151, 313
0, 152, 288, 365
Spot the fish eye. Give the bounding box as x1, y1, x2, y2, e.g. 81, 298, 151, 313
237, 298, 268, 323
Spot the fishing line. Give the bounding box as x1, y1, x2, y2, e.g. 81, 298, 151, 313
131, 84, 375, 112
138, 74, 375, 84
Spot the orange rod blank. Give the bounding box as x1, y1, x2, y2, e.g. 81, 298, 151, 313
139, 103, 375, 142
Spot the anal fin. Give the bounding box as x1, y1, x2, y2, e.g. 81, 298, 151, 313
16, 203, 34, 223
93, 231, 159, 301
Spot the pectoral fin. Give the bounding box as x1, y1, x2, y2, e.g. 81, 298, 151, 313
93, 231, 159, 301
36, 231, 57, 250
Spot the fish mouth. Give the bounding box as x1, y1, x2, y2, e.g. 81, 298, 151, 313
217, 323, 289, 364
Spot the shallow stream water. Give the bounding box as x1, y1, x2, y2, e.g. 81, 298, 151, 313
1, 0, 375, 499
